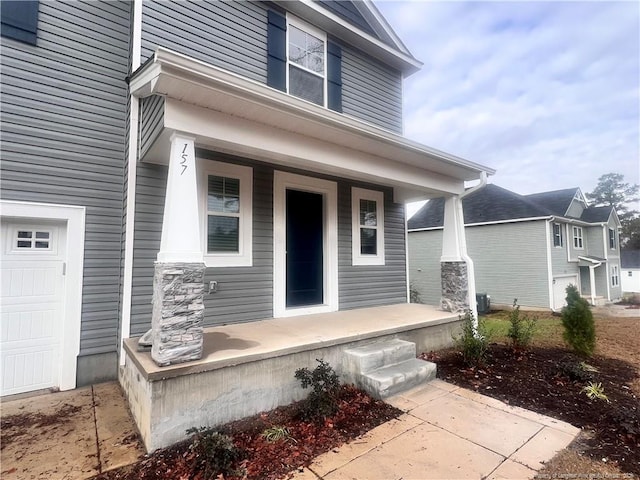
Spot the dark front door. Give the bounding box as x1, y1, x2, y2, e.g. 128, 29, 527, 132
286, 189, 323, 308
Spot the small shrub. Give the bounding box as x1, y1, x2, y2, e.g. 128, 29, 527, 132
409, 284, 422, 304
295, 359, 341, 421
185, 427, 241, 479
561, 285, 596, 356
454, 310, 490, 367
581, 382, 610, 403
261, 426, 294, 443
506, 299, 537, 351
558, 359, 597, 382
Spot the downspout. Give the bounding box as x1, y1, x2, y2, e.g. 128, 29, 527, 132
458, 172, 487, 328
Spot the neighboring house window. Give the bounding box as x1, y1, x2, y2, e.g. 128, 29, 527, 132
200, 161, 253, 267
553, 223, 563, 247
352, 187, 385, 265
629, 271, 633, 277
1, 1, 39, 45
267, 10, 342, 112
572, 226, 583, 249
287, 17, 326, 107
611, 265, 619, 287
609, 228, 616, 249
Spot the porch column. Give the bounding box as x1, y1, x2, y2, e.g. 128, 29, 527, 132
151, 132, 205, 367
440, 195, 478, 319
589, 266, 596, 306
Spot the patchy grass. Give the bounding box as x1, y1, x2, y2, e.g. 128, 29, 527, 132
482, 310, 563, 346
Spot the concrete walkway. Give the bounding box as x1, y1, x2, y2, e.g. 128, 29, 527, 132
1, 380, 578, 479
294, 379, 579, 480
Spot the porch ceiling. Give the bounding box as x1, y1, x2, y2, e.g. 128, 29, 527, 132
123, 303, 457, 382
130, 48, 495, 201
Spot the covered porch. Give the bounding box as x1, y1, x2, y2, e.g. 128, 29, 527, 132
120, 303, 460, 451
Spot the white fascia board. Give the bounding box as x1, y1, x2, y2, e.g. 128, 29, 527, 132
286, 0, 422, 75
408, 226, 444, 233
464, 216, 551, 227
129, 48, 494, 182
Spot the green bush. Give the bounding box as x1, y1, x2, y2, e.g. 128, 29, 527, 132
454, 310, 490, 366
185, 427, 240, 479
506, 299, 537, 351
295, 359, 341, 421
561, 285, 596, 356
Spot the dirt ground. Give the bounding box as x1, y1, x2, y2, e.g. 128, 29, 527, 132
426, 312, 639, 478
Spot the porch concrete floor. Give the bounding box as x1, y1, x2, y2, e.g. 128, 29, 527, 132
124, 303, 457, 381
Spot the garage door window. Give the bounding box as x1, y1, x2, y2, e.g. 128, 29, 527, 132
15, 229, 51, 250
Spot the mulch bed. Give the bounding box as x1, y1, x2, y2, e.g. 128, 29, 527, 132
91, 384, 400, 480
423, 345, 640, 475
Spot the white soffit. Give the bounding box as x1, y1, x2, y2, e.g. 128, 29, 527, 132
130, 49, 494, 186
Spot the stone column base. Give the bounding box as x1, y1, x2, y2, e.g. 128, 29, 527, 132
151, 262, 205, 367
440, 261, 469, 314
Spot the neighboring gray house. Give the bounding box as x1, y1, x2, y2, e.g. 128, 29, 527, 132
621, 250, 640, 293
0, 0, 493, 411
408, 184, 623, 311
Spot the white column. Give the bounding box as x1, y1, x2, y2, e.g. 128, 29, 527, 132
158, 132, 203, 263
589, 266, 596, 305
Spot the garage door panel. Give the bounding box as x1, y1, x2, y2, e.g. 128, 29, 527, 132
1, 262, 60, 299
2, 310, 57, 344
2, 348, 56, 395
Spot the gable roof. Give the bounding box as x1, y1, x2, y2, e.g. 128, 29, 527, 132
621, 250, 640, 269
408, 184, 552, 229
580, 206, 614, 223
524, 188, 579, 216
408, 184, 619, 230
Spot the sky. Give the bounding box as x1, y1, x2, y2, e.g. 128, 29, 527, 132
374, 1, 640, 216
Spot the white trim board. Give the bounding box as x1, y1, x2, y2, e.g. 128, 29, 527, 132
273, 171, 338, 318
0, 200, 86, 391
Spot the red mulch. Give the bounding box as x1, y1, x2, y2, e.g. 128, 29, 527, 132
423, 345, 640, 475
90, 384, 400, 480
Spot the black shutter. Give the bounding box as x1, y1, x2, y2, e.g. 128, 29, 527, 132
1, 1, 39, 45
267, 10, 286, 92
327, 41, 342, 113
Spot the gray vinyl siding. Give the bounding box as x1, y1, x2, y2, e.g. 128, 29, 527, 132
467, 222, 550, 308
408, 230, 444, 305
129, 154, 406, 333
316, 0, 376, 37
550, 222, 579, 278
139, 95, 165, 159
0, 1, 131, 356
565, 199, 584, 219
341, 44, 403, 134
338, 184, 407, 310
140, 0, 268, 84
585, 226, 604, 258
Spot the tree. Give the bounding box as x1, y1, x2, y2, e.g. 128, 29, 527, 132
561, 285, 595, 357
586, 173, 639, 248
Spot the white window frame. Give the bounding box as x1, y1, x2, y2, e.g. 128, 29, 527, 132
10, 226, 56, 253
198, 160, 253, 267
611, 265, 619, 287
552, 223, 563, 248
572, 226, 583, 249
351, 187, 385, 266
609, 228, 616, 250
286, 14, 327, 107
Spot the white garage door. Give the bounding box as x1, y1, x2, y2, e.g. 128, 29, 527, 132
552, 276, 577, 311
1, 222, 66, 396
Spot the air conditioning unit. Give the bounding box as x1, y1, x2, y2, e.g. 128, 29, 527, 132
476, 293, 491, 315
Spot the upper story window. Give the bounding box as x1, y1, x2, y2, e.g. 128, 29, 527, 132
352, 187, 385, 265
267, 10, 342, 112
609, 228, 616, 249
199, 160, 253, 267
287, 17, 326, 107
553, 223, 563, 247
1, 1, 39, 45
572, 226, 583, 249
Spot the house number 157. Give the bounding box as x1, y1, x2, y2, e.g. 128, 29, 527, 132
180, 143, 189, 175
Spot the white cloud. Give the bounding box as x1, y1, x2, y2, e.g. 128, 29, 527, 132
376, 1, 640, 197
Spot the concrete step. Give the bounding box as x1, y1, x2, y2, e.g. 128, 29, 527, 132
358, 358, 437, 399
343, 339, 416, 375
